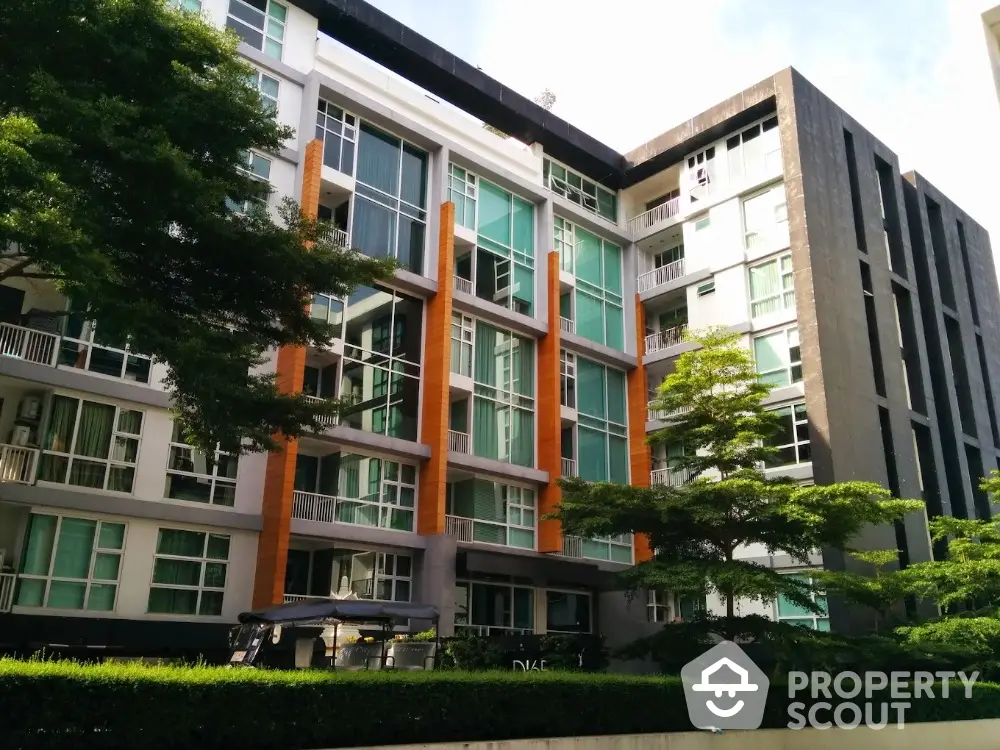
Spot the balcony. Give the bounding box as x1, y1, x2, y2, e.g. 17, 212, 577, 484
283, 580, 376, 605
291, 489, 409, 531
0, 445, 39, 485
453, 275, 473, 296
645, 325, 687, 354
559, 317, 575, 334
445, 514, 473, 542
627, 197, 681, 236
561, 534, 584, 558
448, 429, 470, 454
0, 322, 59, 367
304, 395, 338, 429
331, 228, 350, 248
651, 467, 691, 487
646, 402, 692, 422
637, 258, 685, 294
0, 572, 14, 613
561, 457, 577, 477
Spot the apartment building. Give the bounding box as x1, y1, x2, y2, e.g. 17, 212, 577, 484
0, 0, 996, 659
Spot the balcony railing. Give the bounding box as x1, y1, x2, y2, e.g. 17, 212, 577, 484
454, 276, 473, 295
0, 445, 39, 485
646, 402, 693, 422
0, 322, 59, 367
650, 467, 691, 487
561, 457, 577, 477
304, 395, 338, 428
644, 325, 687, 354
445, 515, 474, 542
291, 489, 393, 530
627, 197, 681, 236
331, 228, 350, 248
448, 430, 470, 454
559, 317, 575, 334
455, 625, 533, 637
0, 572, 14, 613
562, 535, 584, 558
637, 258, 685, 294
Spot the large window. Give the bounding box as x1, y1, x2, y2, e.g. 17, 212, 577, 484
447, 480, 535, 549
226, 0, 286, 60
572, 226, 624, 350
147, 529, 229, 616
165, 423, 239, 507
775, 573, 829, 630
575, 357, 628, 484
16, 513, 125, 611
743, 183, 788, 249
338, 286, 422, 441
764, 403, 811, 468
455, 579, 534, 635
560, 350, 576, 409
474, 180, 535, 316
284, 548, 411, 601
38, 397, 143, 493
58, 320, 152, 384
748, 252, 794, 318
226, 150, 271, 215
294, 451, 416, 532
726, 115, 780, 185
543, 159, 617, 223
248, 69, 279, 115
472, 322, 535, 467
309, 292, 344, 328
450, 313, 474, 378
448, 164, 477, 230
546, 589, 592, 633
555, 216, 575, 273
647, 589, 669, 623
352, 123, 427, 273
316, 100, 356, 176
173, 0, 202, 12
754, 326, 801, 387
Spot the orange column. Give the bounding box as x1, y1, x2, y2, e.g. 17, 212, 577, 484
627, 292, 654, 563
538, 251, 563, 553
251, 139, 321, 608
417, 201, 455, 535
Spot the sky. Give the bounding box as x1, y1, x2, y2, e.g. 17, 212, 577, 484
362, 0, 1000, 258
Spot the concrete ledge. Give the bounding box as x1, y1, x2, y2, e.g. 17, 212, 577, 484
561, 333, 637, 370
0, 483, 261, 531
393, 269, 439, 297
447, 452, 549, 485
451, 291, 548, 338
238, 42, 307, 85
290, 518, 426, 548
308, 426, 432, 461
639, 266, 713, 304
0, 356, 172, 409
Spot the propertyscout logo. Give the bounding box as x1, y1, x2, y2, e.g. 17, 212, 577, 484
681, 641, 978, 731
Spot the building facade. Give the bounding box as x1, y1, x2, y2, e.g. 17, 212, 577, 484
0, 0, 996, 658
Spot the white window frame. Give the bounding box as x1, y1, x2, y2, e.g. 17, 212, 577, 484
228, 150, 272, 215
450, 312, 474, 378
147, 529, 230, 617
579, 534, 633, 564
774, 571, 829, 630
764, 402, 811, 468
58, 313, 153, 384
544, 158, 617, 222
226, 0, 286, 60
448, 164, 477, 230
316, 99, 357, 176
374, 552, 412, 602
249, 69, 280, 116
560, 349, 576, 409
165, 423, 239, 508
554, 216, 576, 273
647, 589, 670, 623
753, 325, 801, 387
16, 513, 126, 612
748, 252, 795, 318
742, 183, 788, 249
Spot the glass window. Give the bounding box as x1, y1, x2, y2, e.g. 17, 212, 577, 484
574, 357, 628, 484
775, 573, 829, 631
473, 180, 534, 316
147, 529, 230, 616
647, 589, 669, 623
565, 224, 623, 351
748, 253, 795, 318
560, 349, 576, 409
450, 313, 474, 378
447, 480, 535, 549
697, 280, 716, 296
754, 327, 801, 387
226, 0, 286, 59
543, 159, 617, 222
448, 164, 477, 230
173, 0, 202, 10
764, 403, 811, 468
165, 423, 239, 507
727, 115, 781, 185
545, 589, 592, 633
580, 534, 632, 564
319, 550, 412, 601
16, 513, 125, 611
315, 100, 357, 176
248, 69, 279, 115
472, 321, 535, 467
37, 397, 143, 493
555, 216, 575, 273
456, 580, 534, 634
226, 150, 271, 215
310, 292, 345, 328
352, 123, 427, 273
743, 183, 788, 249
58, 300, 152, 384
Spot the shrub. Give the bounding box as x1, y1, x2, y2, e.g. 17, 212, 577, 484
1, 658, 999, 750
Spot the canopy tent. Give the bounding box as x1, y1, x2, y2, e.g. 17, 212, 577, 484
238, 599, 440, 625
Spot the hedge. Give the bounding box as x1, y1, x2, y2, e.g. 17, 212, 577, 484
2, 659, 1000, 750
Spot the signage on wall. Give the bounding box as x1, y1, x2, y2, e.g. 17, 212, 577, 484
512, 659, 547, 671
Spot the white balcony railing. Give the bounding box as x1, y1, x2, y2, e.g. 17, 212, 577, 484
646, 402, 693, 422
304, 395, 338, 429
645, 325, 687, 354
445, 515, 474, 542
291, 490, 389, 529
0, 445, 39, 485
454, 276, 473, 295
0, 322, 59, 367
331, 228, 350, 248
0, 573, 15, 612
559, 317, 575, 334
651, 467, 691, 487
637, 258, 686, 294
627, 197, 681, 236
561, 457, 577, 477
562, 535, 584, 558
448, 430, 470, 454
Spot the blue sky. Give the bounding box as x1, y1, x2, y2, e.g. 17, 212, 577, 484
364, 0, 1000, 253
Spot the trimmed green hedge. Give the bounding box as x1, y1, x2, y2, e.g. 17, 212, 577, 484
2, 659, 1000, 750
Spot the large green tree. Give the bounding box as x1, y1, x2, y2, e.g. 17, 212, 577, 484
0, 0, 393, 454
556, 328, 922, 639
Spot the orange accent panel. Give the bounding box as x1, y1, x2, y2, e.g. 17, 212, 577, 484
538, 251, 563, 553
251, 140, 321, 607
417, 202, 455, 535
627, 292, 654, 563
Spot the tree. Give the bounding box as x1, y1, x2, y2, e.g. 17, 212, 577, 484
0, 0, 393, 454
811, 550, 911, 633
556, 328, 923, 640
483, 89, 557, 139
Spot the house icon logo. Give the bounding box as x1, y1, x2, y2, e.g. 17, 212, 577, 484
681, 641, 769, 730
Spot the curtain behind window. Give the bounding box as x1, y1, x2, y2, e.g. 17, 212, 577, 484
356, 124, 399, 195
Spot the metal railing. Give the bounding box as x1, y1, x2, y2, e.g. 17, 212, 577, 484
561, 457, 577, 477
650, 467, 691, 487
448, 429, 470, 454
291, 489, 387, 528
627, 197, 681, 235
0, 573, 14, 612
0, 322, 59, 367
559, 317, 575, 334
304, 395, 338, 428
646, 402, 692, 422
562, 535, 584, 558
331, 228, 350, 247
455, 625, 534, 637
637, 258, 685, 293
454, 276, 473, 295
445, 515, 474, 542
0, 445, 39, 484
644, 325, 687, 354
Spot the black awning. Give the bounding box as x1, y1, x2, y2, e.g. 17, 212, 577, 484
238, 599, 439, 625
460, 550, 619, 589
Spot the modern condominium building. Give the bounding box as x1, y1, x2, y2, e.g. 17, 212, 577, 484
0, 0, 996, 658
